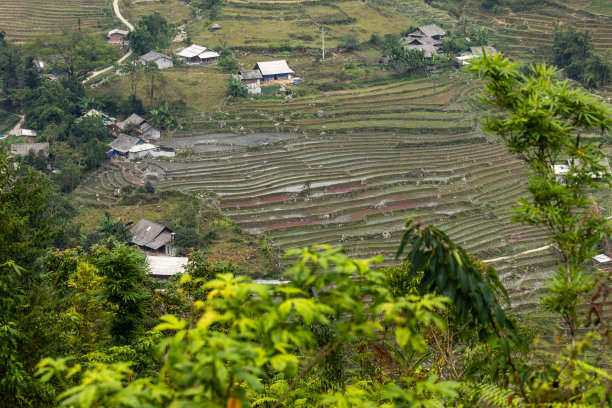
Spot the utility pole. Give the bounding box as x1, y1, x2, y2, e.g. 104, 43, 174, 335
321, 27, 325, 60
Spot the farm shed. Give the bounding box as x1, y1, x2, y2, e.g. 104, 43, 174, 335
131, 218, 177, 256
118, 113, 160, 140
408, 24, 447, 41
10, 142, 49, 156
109, 134, 140, 156
239, 69, 263, 85
108, 29, 128, 44
147, 255, 189, 280
254, 60, 294, 83
9, 129, 36, 143
139, 51, 173, 69
177, 44, 220, 65
210, 23, 222, 30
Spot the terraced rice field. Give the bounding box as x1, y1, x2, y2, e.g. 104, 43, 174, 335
0, 0, 109, 43
76, 74, 554, 307
455, 0, 612, 61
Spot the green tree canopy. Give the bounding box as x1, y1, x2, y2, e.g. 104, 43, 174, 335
26, 29, 118, 80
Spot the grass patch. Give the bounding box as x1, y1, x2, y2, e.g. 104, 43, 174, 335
189, 1, 420, 49
124, 0, 192, 24
99, 66, 228, 111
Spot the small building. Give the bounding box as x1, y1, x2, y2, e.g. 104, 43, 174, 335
118, 113, 160, 140
139, 51, 173, 69
254, 60, 294, 83
9, 129, 36, 143
10, 142, 49, 156
177, 44, 220, 65
210, 23, 222, 30
407, 24, 447, 41
127, 142, 157, 159
457, 46, 497, 65
405, 43, 442, 58
147, 255, 189, 280
109, 134, 140, 157
239, 69, 263, 85
131, 218, 177, 256
108, 29, 129, 44
593, 253, 612, 273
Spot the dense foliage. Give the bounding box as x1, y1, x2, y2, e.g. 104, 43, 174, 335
551, 26, 612, 88
128, 12, 172, 56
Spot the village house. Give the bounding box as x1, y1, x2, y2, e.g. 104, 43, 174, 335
131, 218, 177, 256
407, 24, 447, 42
10, 142, 49, 156
457, 46, 496, 65
108, 134, 140, 157
118, 113, 161, 140
254, 60, 294, 83
9, 129, 36, 143
238, 69, 263, 86
108, 134, 157, 159
108, 29, 129, 44
177, 44, 220, 65
146, 255, 189, 280
139, 51, 173, 69
403, 24, 447, 58
210, 23, 222, 31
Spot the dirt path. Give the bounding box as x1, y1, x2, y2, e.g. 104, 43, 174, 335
84, 0, 133, 83
483, 244, 552, 264
7, 114, 25, 134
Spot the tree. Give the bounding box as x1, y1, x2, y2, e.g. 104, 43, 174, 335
227, 75, 247, 98
72, 114, 107, 142
142, 62, 162, 107
97, 212, 133, 242
150, 106, 177, 131
551, 25, 612, 88
38, 246, 460, 407
128, 12, 171, 55
339, 34, 360, 52
467, 51, 612, 405
26, 29, 118, 80
89, 243, 151, 345
119, 62, 141, 96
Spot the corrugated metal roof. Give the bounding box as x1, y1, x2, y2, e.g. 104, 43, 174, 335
145, 231, 172, 250
118, 113, 146, 129
9, 129, 36, 137
416, 24, 446, 38
255, 60, 294, 76
178, 44, 208, 58
129, 143, 156, 153
239, 70, 263, 80
131, 218, 169, 247
140, 51, 171, 62
199, 51, 220, 59
109, 134, 140, 153
147, 256, 189, 276
405, 43, 439, 57
108, 29, 128, 37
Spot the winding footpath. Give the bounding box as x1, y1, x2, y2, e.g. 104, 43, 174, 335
85, 0, 134, 82
483, 244, 552, 264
